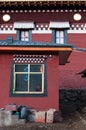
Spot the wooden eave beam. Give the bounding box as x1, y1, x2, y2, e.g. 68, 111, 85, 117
0, 46, 73, 52
0, 46, 73, 65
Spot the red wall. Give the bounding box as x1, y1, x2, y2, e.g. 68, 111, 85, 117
68, 34, 86, 48
0, 32, 86, 90
59, 34, 86, 89
32, 34, 51, 42
0, 54, 59, 110
0, 34, 16, 40
0, 11, 85, 23
0, 9, 86, 110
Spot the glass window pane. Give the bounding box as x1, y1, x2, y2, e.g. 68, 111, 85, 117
15, 65, 28, 72
56, 31, 59, 37
20, 31, 29, 41
56, 31, 64, 44
21, 38, 25, 41
24, 38, 29, 41
15, 74, 28, 91
21, 31, 24, 37
60, 31, 64, 37
29, 74, 42, 92
30, 65, 43, 72
56, 38, 60, 44
25, 31, 29, 37
60, 38, 64, 44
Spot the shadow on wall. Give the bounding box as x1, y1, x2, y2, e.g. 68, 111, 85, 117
77, 68, 86, 78
59, 89, 86, 112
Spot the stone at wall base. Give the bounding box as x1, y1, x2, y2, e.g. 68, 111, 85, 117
0, 110, 25, 127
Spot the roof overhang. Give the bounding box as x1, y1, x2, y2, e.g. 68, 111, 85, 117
49, 22, 70, 29
0, 46, 73, 65
14, 22, 35, 29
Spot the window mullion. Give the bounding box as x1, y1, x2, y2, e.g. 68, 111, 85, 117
42, 70, 44, 93
13, 64, 16, 92
42, 64, 44, 93
28, 64, 30, 92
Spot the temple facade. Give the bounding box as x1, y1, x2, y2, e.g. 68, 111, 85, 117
0, 0, 86, 110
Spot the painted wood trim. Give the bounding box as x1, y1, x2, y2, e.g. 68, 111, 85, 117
64, 30, 68, 44
0, 46, 73, 52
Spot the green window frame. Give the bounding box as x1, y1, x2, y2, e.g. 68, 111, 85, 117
52, 30, 68, 44
14, 22, 34, 42
50, 21, 69, 44
52, 29, 68, 45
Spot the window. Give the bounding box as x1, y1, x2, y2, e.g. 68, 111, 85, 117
14, 22, 34, 41
20, 30, 29, 41
49, 21, 70, 44
13, 64, 44, 94
10, 55, 47, 97
16, 30, 31, 41
56, 31, 64, 44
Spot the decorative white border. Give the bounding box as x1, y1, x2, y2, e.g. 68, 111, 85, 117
1, 9, 86, 13
0, 23, 86, 34
68, 30, 86, 34
0, 30, 86, 34
0, 30, 16, 34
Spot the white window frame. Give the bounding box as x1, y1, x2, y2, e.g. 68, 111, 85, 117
13, 64, 44, 94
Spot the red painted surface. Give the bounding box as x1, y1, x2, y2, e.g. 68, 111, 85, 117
59, 34, 86, 89
0, 54, 59, 111
0, 12, 85, 23
0, 10, 86, 109
0, 33, 86, 91
68, 34, 86, 48
59, 52, 86, 89
0, 34, 16, 40
32, 34, 51, 42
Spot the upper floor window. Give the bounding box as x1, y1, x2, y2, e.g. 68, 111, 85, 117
49, 21, 70, 44
14, 22, 34, 41
56, 30, 64, 44
20, 30, 29, 41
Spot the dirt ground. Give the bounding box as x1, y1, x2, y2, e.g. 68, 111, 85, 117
1, 107, 86, 130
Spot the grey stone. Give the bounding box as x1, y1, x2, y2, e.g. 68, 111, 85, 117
0, 110, 25, 127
